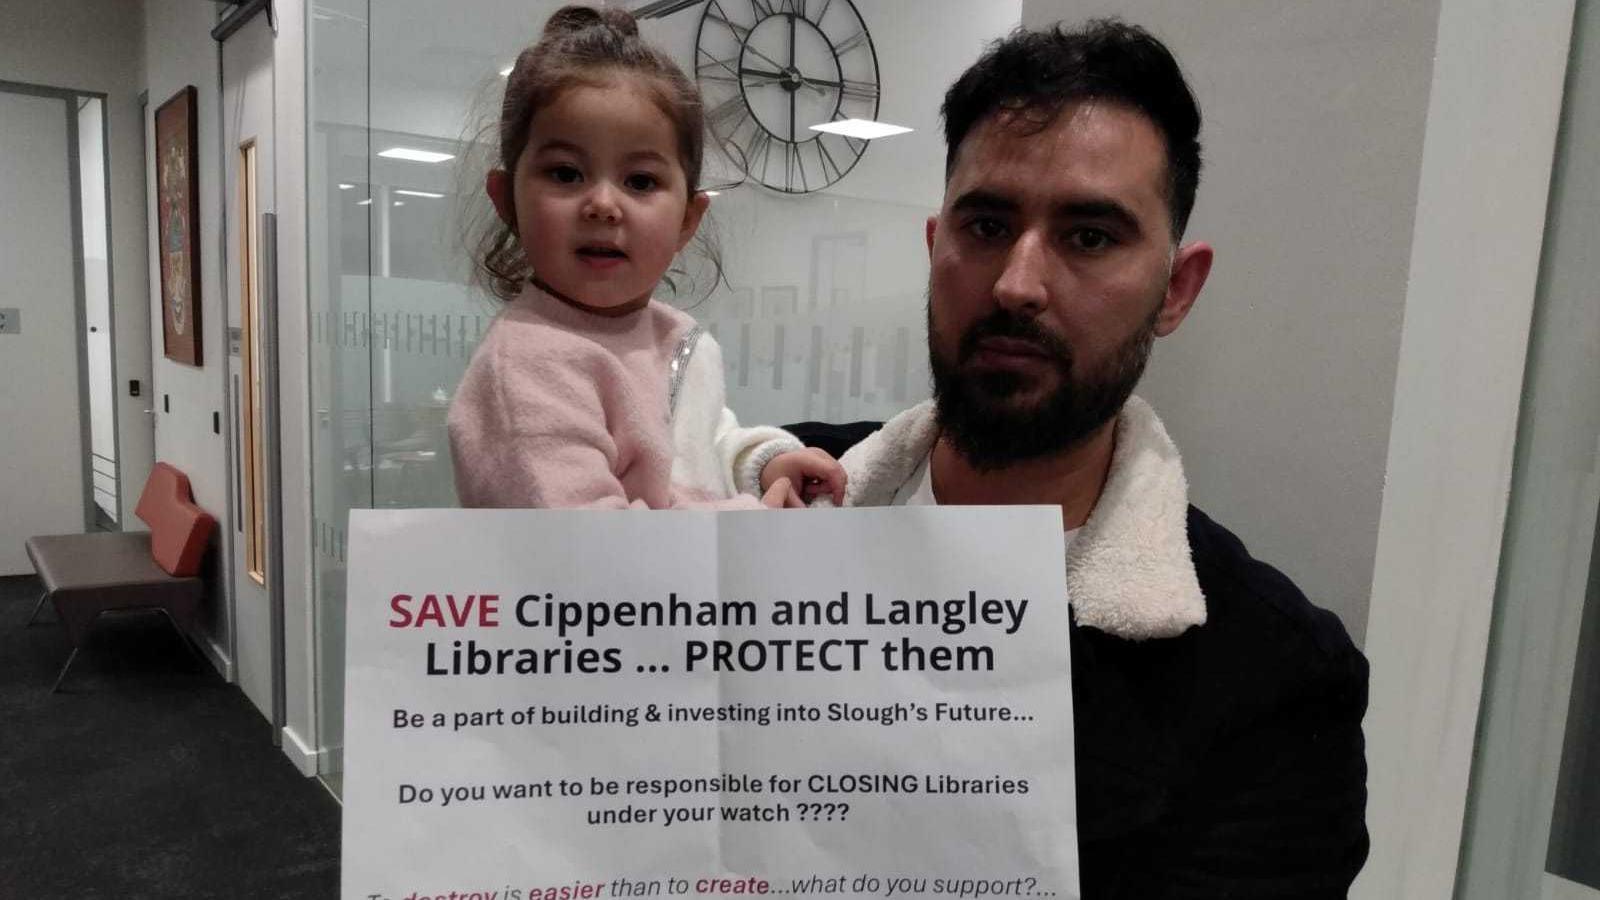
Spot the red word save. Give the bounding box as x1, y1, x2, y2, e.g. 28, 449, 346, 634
389, 593, 501, 628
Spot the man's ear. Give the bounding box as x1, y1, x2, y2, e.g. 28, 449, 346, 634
485, 169, 516, 230
925, 215, 939, 260
1155, 241, 1213, 337
677, 191, 711, 251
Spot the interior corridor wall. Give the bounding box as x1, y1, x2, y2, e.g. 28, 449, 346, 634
142, 0, 232, 669
141, 0, 318, 772
0, 0, 154, 540
1017, 0, 1443, 642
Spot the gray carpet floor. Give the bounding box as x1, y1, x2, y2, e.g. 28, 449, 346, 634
0, 573, 340, 898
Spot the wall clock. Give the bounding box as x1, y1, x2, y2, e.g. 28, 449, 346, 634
694, 0, 881, 194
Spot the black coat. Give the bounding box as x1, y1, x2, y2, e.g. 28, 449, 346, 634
1072, 506, 1370, 898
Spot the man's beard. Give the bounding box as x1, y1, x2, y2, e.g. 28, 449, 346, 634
929, 300, 1157, 471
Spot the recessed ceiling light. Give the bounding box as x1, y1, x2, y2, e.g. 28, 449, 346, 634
704, 190, 721, 197
356, 198, 373, 206
378, 147, 454, 163
393, 201, 405, 207
338, 183, 354, 190
393, 189, 445, 198
499, 66, 514, 77
809, 118, 914, 140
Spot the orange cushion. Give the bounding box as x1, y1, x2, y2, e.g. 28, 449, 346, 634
134, 462, 216, 577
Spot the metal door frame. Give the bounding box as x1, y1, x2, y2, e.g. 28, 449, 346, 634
215, 0, 287, 746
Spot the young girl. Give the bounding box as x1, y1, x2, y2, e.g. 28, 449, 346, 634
449, 5, 844, 510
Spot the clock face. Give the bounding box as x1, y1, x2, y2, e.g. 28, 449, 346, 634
695, 0, 881, 194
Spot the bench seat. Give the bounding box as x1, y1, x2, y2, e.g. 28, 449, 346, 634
24, 461, 215, 691
25, 532, 203, 648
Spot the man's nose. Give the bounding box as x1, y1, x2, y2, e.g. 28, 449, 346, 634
582, 183, 622, 224
992, 232, 1050, 315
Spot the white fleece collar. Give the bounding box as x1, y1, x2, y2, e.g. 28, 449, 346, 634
839, 396, 1206, 640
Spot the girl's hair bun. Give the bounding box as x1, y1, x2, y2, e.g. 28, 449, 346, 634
542, 4, 640, 40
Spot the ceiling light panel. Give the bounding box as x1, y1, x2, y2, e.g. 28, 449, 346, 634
809, 119, 914, 140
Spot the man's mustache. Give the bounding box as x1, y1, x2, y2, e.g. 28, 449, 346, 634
958, 312, 1073, 365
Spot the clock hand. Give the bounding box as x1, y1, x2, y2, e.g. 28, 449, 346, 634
788, 13, 797, 141
743, 44, 831, 96
737, 66, 788, 87
795, 75, 877, 101
742, 45, 791, 76
739, 64, 829, 96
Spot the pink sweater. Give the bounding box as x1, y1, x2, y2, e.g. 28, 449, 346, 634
447, 285, 765, 510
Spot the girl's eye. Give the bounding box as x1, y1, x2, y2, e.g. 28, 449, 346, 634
548, 165, 582, 184
1068, 228, 1116, 252
624, 172, 659, 192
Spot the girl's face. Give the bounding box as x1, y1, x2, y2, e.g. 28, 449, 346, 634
488, 78, 708, 313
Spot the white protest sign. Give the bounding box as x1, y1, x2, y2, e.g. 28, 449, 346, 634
341, 507, 1078, 900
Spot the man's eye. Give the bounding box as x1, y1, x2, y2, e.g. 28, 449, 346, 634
547, 165, 582, 184
965, 217, 1009, 241
1068, 228, 1115, 252
624, 172, 659, 192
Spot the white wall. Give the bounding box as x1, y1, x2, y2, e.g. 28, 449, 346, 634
0, 0, 153, 535
143, 0, 231, 664
1019, 0, 1441, 642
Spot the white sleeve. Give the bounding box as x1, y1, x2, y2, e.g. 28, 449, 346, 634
715, 406, 804, 497
671, 331, 803, 497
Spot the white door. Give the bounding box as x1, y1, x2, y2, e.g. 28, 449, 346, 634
0, 88, 87, 574
223, 13, 278, 721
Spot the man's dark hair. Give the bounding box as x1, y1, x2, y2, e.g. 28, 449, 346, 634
941, 19, 1203, 238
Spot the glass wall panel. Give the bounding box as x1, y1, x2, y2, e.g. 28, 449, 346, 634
1456, 1, 1600, 896
307, 0, 1021, 795
309, 0, 374, 790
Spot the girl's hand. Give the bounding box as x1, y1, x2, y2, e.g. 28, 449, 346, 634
760, 477, 806, 509
761, 448, 847, 506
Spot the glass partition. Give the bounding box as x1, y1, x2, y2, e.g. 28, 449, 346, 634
307, 0, 1021, 795
1455, 2, 1600, 896
309, 0, 373, 792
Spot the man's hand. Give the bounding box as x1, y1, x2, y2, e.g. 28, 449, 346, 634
761, 448, 847, 506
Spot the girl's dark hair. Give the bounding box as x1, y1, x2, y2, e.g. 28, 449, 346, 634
476, 4, 710, 301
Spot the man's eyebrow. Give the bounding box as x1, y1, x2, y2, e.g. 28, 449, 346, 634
950, 191, 1144, 235
1057, 200, 1141, 235
948, 190, 1020, 215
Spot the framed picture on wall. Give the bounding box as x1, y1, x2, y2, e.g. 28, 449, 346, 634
155, 85, 202, 366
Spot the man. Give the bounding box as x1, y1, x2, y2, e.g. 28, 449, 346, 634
836, 20, 1369, 898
